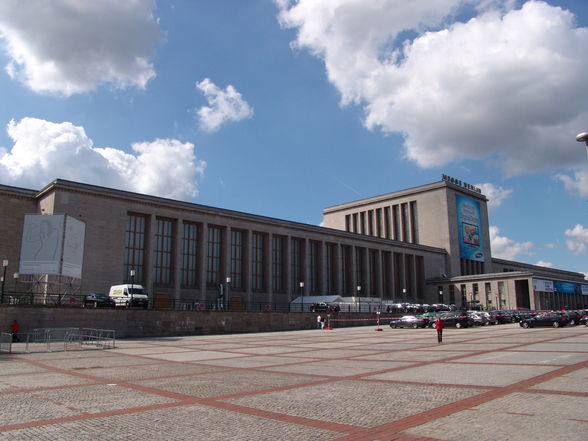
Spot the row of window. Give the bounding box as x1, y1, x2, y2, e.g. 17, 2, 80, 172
344, 201, 418, 243
124, 214, 425, 298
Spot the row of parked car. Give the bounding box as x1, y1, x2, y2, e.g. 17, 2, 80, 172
389, 309, 588, 329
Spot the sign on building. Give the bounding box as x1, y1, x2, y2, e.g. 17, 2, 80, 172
456, 195, 484, 262
19, 214, 86, 279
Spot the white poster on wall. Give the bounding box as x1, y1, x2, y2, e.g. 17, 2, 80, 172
19, 214, 65, 275
19, 214, 86, 278
61, 216, 86, 278
533, 279, 554, 293
582, 285, 588, 295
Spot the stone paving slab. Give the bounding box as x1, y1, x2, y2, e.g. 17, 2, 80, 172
0, 371, 92, 392
134, 369, 330, 399
81, 361, 223, 381
366, 361, 558, 387
0, 323, 586, 441
530, 367, 588, 393
405, 392, 588, 441
262, 358, 414, 377
223, 380, 489, 429
455, 350, 588, 365
0, 404, 342, 441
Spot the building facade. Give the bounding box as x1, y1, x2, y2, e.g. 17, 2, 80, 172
0, 177, 586, 310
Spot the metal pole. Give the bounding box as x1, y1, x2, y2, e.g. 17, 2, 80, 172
1, 259, 7, 304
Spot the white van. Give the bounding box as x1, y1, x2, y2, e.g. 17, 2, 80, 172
108, 284, 149, 308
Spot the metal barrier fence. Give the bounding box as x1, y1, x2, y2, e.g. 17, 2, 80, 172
0, 332, 11, 353
1, 328, 115, 354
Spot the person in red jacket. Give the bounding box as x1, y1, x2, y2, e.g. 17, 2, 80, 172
434, 317, 445, 343
10, 319, 20, 342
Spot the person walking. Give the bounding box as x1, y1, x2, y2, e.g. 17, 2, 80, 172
434, 316, 445, 343
317, 315, 322, 329
10, 319, 20, 342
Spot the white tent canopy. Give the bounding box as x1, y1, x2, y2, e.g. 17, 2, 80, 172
290, 295, 343, 305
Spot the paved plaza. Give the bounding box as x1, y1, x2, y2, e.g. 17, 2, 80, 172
1, 323, 587, 440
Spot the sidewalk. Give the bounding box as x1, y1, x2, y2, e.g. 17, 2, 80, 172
0, 324, 587, 440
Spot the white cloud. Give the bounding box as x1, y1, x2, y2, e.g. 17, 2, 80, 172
555, 166, 588, 198
0, 0, 161, 95
565, 224, 588, 255
535, 260, 553, 268
278, 1, 588, 176
489, 225, 533, 260
476, 183, 512, 209
195, 78, 254, 133
0, 118, 205, 200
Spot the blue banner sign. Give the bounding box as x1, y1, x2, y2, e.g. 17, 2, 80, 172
456, 195, 484, 262
554, 281, 579, 294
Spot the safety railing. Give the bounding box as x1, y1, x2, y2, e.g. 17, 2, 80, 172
3, 328, 115, 353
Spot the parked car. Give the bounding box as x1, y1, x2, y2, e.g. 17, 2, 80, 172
83, 293, 115, 308
467, 311, 490, 326
560, 310, 583, 326
519, 313, 568, 328
310, 302, 340, 312
437, 312, 474, 328
389, 315, 429, 328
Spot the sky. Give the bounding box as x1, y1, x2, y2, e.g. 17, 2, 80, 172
0, 0, 587, 278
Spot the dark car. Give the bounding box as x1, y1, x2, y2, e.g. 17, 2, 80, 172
83, 293, 115, 308
389, 315, 429, 328
560, 310, 583, 325
310, 302, 340, 313
519, 313, 568, 328
438, 312, 474, 328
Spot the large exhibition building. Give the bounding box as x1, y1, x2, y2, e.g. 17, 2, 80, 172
0, 175, 586, 311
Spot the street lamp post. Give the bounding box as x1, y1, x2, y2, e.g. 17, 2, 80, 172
1, 259, 7, 304
356, 285, 361, 312
576, 132, 588, 157
130, 268, 135, 306
438, 289, 443, 305
299, 282, 304, 312
13, 272, 19, 300
226, 277, 231, 311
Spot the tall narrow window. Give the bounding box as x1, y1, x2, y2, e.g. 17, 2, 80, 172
392, 205, 400, 240
356, 248, 365, 292
291, 238, 303, 292
341, 245, 351, 295
206, 226, 222, 285
125, 214, 147, 283
154, 218, 173, 285
410, 201, 418, 244
326, 243, 336, 294
401, 203, 409, 242
309, 241, 320, 294
375, 208, 382, 237
368, 210, 374, 236
272, 236, 285, 293
369, 249, 378, 297
382, 251, 392, 299
181, 222, 199, 287
230, 230, 244, 289
252, 232, 265, 291
384, 206, 391, 239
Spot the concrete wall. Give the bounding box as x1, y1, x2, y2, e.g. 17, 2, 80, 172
1, 307, 384, 338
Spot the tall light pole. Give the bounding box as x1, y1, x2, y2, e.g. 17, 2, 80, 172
299, 282, 304, 312
1, 259, 7, 304
356, 285, 361, 312
130, 268, 135, 306
576, 132, 588, 157
226, 276, 231, 311
13, 272, 19, 299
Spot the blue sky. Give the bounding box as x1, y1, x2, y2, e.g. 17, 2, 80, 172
0, 0, 587, 277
